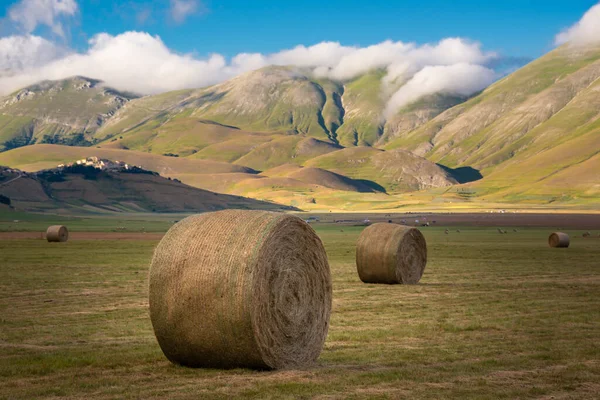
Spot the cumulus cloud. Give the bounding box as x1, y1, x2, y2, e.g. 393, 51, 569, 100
384, 64, 497, 117
8, 0, 78, 38
233, 38, 495, 82
0, 35, 65, 76
170, 0, 200, 23
0, 32, 232, 94
555, 3, 600, 46
0, 30, 502, 115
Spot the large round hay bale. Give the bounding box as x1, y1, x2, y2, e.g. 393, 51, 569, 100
549, 232, 570, 248
149, 210, 332, 369
356, 223, 427, 284
46, 225, 68, 242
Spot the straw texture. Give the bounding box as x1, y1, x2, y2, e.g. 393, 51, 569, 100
148, 210, 332, 369
549, 232, 570, 248
356, 223, 427, 284
46, 225, 68, 242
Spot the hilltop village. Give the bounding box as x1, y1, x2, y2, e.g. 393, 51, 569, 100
57, 156, 135, 172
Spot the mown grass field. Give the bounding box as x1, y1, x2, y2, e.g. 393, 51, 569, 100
1, 223, 599, 399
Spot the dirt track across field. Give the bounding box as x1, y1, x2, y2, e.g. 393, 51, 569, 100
1, 213, 599, 240
0, 232, 165, 240
315, 212, 600, 230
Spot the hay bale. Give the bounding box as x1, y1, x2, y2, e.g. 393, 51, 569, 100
356, 223, 427, 284
549, 232, 570, 248
444, 229, 449, 234
148, 210, 332, 369
46, 225, 68, 242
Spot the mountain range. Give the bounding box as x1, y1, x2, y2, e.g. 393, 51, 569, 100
0, 43, 599, 210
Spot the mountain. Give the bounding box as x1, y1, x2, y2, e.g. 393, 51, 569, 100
0, 67, 468, 171
0, 77, 137, 151
0, 165, 293, 213
384, 43, 600, 203
83, 66, 462, 157
0, 43, 599, 209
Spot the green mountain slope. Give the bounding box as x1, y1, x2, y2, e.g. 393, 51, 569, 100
384, 43, 600, 203
89, 66, 459, 157
0, 67, 467, 172
304, 147, 458, 193
1, 43, 599, 209
0, 77, 137, 151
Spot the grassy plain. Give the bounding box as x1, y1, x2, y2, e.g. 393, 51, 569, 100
1, 220, 599, 399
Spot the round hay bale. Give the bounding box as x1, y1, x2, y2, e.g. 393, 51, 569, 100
356, 223, 427, 284
549, 232, 570, 248
148, 210, 332, 369
46, 225, 68, 242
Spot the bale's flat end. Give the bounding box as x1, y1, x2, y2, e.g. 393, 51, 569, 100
549, 232, 570, 248
356, 223, 427, 284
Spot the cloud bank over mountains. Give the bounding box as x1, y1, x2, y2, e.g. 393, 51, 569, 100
1, 0, 598, 115
0, 31, 499, 115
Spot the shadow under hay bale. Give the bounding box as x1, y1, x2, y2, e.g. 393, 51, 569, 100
148, 210, 332, 370
46, 225, 68, 242
356, 223, 427, 284
549, 232, 570, 248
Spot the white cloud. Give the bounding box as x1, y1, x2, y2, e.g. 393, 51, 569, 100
384, 64, 497, 118
555, 3, 600, 46
0, 31, 501, 115
8, 0, 78, 38
0, 32, 233, 94
0, 35, 65, 76
170, 0, 200, 23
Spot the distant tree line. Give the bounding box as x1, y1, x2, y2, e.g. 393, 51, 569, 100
41, 133, 96, 147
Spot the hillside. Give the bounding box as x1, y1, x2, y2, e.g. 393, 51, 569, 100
0, 144, 254, 177
0, 144, 459, 196
304, 147, 458, 192
0, 77, 137, 151
384, 43, 600, 203
0, 166, 292, 213
48, 66, 463, 160
0, 43, 599, 209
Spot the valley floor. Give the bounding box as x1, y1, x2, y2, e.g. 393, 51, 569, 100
1, 216, 599, 399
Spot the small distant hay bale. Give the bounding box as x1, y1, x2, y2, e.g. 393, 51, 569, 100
46, 225, 68, 242
582, 232, 591, 238
356, 223, 427, 284
148, 210, 332, 369
444, 229, 449, 234
456, 229, 461, 233
549, 232, 570, 248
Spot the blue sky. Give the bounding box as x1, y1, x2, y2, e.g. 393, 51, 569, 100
75, 0, 600, 57
2, 0, 599, 58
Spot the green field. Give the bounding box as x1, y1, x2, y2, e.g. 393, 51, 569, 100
1, 223, 599, 399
